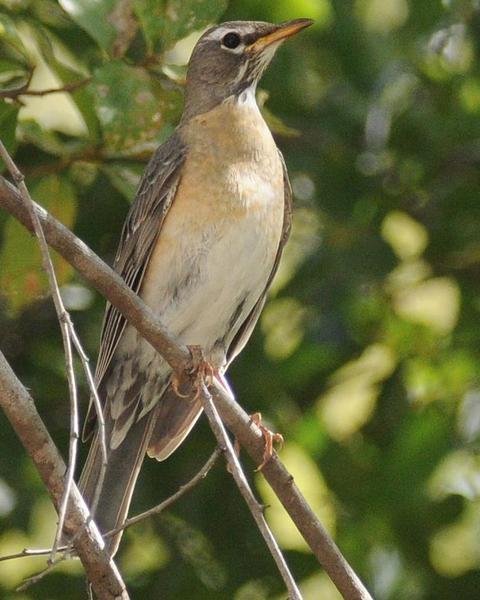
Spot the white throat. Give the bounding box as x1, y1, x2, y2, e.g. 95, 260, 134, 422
237, 85, 258, 108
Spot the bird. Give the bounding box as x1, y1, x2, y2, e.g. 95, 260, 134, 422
78, 18, 313, 555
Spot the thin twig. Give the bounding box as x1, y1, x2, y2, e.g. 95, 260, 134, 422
69, 326, 108, 517
199, 381, 302, 600
0, 547, 67, 562
0, 77, 92, 100
105, 447, 222, 540
16, 554, 67, 592
0, 142, 107, 563
52, 319, 78, 561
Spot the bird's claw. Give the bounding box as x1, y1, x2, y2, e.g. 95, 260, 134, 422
172, 345, 216, 401
250, 412, 284, 471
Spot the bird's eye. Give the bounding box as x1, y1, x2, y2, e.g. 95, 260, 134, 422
222, 32, 241, 49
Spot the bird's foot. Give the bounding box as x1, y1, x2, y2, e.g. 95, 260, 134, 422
172, 345, 217, 401
250, 412, 284, 471
171, 372, 190, 398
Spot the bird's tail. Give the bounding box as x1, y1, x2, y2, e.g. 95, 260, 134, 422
77, 407, 156, 556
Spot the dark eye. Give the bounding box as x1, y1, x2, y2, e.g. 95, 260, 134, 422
222, 32, 241, 49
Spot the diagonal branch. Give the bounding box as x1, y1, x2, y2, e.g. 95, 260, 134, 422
0, 352, 129, 600
199, 381, 302, 600
0, 175, 373, 600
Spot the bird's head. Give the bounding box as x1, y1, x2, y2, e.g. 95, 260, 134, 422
182, 19, 313, 120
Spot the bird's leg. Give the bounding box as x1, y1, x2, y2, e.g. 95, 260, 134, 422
188, 345, 216, 401
171, 345, 216, 400
171, 376, 190, 398
250, 412, 284, 471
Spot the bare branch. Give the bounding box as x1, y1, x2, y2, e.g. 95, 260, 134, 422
0, 175, 373, 600
0, 352, 129, 599
0, 547, 66, 563
105, 447, 221, 540
0, 77, 92, 100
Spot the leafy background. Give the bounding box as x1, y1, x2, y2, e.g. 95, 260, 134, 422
1, 0, 480, 598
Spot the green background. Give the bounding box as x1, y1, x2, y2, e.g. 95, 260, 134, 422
1, 0, 480, 598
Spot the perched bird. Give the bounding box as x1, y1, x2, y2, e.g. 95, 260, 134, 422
79, 18, 313, 555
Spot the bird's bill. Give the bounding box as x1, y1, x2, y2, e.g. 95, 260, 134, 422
245, 19, 314, 53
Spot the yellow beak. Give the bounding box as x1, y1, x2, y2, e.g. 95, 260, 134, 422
245, 19, 314, 54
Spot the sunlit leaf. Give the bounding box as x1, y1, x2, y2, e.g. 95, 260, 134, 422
381, 210, 428, 261
430, 503, 480, 577
393, 277, 461, 334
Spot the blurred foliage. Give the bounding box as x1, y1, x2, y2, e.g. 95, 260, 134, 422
0, 0, 480, 598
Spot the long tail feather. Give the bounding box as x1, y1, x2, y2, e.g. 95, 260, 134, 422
78, 406, 156, 556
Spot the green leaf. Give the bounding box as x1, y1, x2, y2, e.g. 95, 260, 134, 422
94, 61, 180, 152
57, 0, 118, 51
133, 0, 228, 53
0, 175, 77, 313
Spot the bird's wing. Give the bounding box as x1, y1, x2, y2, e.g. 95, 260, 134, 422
226, 149, 293, 364
82, 132, 186, 440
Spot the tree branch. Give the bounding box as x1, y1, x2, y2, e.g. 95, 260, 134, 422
0, 175, 373, 600
0, 352, 129, 600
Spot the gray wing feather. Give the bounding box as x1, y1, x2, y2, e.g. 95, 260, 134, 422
226, 149, 293, 364
82, 133, 186, 440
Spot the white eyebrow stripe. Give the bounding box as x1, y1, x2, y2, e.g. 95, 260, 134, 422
204, 25, 253, 42
205, 26, 234, 41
